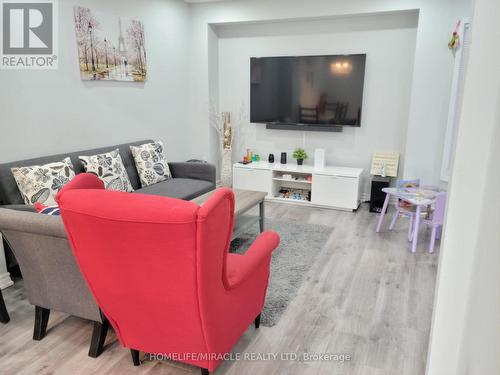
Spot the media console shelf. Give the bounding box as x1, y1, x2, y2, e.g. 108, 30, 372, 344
233, 162, 363, 211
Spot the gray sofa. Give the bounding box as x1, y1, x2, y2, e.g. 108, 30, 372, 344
0, 139, 216, 209
0, 139, 216, 268
0, 209, 108, 356
0, 140, 216, 356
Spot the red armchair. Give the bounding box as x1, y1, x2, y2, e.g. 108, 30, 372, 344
56, 174, 280, 374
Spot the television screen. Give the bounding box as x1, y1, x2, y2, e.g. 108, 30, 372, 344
250, 54, 366, 129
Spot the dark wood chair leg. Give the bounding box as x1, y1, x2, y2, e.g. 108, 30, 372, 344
254, 313, 261, 329
201, 368, 209, 375
88, 318, 110, 358
131, 349, 140, 366
0, 290, 10, 324
33, 306, 50, 340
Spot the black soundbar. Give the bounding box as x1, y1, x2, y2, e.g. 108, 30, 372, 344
265, 123, 343, 132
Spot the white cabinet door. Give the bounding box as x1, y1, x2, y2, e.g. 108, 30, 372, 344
311, 174, 359, 210
233, 167, 272, 195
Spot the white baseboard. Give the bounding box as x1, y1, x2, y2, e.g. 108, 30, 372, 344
0, 272, 14, 290
361, 192, 370, 202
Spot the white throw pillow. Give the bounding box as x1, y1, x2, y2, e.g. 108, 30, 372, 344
79, 149, 134, 192
11, 157, 75, 206
130, 141, 171, 187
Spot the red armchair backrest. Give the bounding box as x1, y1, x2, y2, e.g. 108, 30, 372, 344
56, 174, 235, 361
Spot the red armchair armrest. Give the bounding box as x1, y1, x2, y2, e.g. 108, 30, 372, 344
225, 231, 280, 289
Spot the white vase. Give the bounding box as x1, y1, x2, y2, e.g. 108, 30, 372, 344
221, 148, 233, 187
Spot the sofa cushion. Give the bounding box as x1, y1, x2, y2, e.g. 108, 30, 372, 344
11, 157, 75, 206
79, 149, 134, 192
35, 203, 60, 216
135, 178, 214, 201
0, 140, 152, 205
130, 141, 171, 187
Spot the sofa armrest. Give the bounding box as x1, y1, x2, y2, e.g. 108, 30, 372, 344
0, 204, 36, 213
225, 231, 280, 289
0, 208, 66, 238
168, 162, 216, 185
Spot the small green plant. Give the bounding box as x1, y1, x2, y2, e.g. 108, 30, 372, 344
292, 148, 308, 160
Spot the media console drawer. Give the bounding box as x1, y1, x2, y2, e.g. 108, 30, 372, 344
311, 174, 360, 210
233, 167, 272, 195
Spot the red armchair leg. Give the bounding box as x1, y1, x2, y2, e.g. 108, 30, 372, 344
201, 368, 209, 375
255, 313, 261, 329
131, 349, 140, 366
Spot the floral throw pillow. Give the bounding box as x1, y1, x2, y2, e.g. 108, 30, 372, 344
79, 149, 134, 192
130, 141, 171, 187
11, 157, 75, 206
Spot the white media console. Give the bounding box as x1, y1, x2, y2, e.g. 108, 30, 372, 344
233, 162, 363, 211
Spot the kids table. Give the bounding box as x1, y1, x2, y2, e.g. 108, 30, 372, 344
376, 187, 441, 253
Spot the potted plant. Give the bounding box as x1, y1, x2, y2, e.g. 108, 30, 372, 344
292, 148, 308, 165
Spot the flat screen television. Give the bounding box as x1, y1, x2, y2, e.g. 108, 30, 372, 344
250, 54, 366, 131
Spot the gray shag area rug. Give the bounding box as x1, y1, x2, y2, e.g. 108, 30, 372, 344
230, 219, 333, 327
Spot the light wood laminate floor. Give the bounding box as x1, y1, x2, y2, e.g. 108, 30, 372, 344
0, 203, 438, 375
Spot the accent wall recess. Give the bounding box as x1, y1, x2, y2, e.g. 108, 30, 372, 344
73, 6, 147, 82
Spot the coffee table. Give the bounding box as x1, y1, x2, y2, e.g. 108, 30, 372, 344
191, 189, 267, 239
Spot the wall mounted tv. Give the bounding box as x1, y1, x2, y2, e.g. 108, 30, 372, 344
250, 54, 366, 131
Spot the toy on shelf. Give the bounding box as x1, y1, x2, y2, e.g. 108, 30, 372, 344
251, 154, 261, 162
240, 149, 256, 164
277, 188, 311, 202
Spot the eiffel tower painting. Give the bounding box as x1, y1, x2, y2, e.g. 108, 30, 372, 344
73, 6, 147, 82
117, 17, 127, 55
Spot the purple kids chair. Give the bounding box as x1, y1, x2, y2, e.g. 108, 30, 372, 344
420, 192, 447, 253
389, 179, 421, 241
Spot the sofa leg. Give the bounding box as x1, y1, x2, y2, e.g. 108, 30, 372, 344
0, 290, 9, 324
254, 314, 261, 329
33, 306, 50, 340
131, 349, 141, 366
201, 368, 209, 375
88, 319, 110, 358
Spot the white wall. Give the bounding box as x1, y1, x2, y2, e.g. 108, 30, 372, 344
426, 0, 500, 372
216, 13, 418, 197
189, 0, 471, 187
0, 0, 193, 163
403, 1, 469, 185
